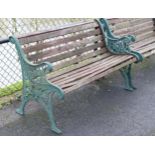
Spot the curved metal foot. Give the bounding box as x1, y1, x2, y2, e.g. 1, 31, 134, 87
124, 86, 136, 92
16, 95, 29, 115
51, 125, 62, 134
16, 108, 24, 115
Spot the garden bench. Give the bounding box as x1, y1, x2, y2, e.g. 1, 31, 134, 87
9, 18, 155, 134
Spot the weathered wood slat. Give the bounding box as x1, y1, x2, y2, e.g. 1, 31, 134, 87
24, 19, 152, 53
132, 36, 155, 49
52, 55, 120, 85
28, 35, 103, 61
114, 20, 154, 36
108, 18, 132, 25
111, 18, 151, 31
25, 20, 154, 56
17, 18, 155, 92
53, 48, 108, 71
37, 41, 104, 63
14, 18, 155, 94
19, 21, 99, 45
27, 20, 154, 69
64, 49, 155, 93
50, 41, 155, 85
51, 54, 115, 83
48, 34, 155, 79
58, 47, 155, 93
136, 31, 155, 41
54, 55, 135, 85
23, 28, 101, 53
47, 51, 110, 79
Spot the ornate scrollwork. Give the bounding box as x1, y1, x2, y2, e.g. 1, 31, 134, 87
96, 18, 144, 62
9, 36, 64, 134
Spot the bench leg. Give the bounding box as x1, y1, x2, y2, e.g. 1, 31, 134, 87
120, 64, 136, 91
38, 94, 62, 134
16, 89, 30, 115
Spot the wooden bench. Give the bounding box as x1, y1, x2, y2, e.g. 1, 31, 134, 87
9, 18, 155, 134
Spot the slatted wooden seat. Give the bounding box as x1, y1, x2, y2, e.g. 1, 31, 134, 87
50, 18, 155, 94
9, 18, 155, 134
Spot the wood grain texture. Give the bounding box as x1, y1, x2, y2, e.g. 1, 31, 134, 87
18, 18, 155, 93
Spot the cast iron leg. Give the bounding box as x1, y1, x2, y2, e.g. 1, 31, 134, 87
16, 94, 29, 115
39, 94, 62, 134
120, 64, 136, 91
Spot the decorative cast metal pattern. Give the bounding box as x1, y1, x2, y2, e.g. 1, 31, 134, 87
0, 18, 89, 103
9, 36, 64, 134
120, 64, 136, 91
96, 18, 144, 62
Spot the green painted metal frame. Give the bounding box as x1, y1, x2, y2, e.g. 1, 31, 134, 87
9, 36, 64, 134
96, 18, 144, 91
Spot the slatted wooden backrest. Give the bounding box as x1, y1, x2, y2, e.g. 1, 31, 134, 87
18, 18, 155, 72
109, 18, 155, 43
18, 20, 105, 71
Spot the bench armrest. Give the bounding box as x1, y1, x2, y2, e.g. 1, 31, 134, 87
96, 18, 143, 62
9, 36, 53, 74
30, 61, 53, 74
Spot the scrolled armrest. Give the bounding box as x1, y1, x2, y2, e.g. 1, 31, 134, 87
31, 61, 53, 74
96, 18, 143, 62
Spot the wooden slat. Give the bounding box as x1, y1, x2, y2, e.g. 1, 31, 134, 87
132, 36, 155, 49
49, 30, 155, 78
133, 25, 154, 36
114, 20, 154, 36
108, 18, 132, 25
26, 19, 155, 65
47, 51, 110, 79
52, 55, 120, 85
50, 41, 155, 85
24, 28, 101, 53
37, 41, 104, 63
29, 27, 155, 64
64, 49, 155, 93
53, 48, 108, 70
54, 53, 137, 85
25, 19, 154, 56
15, 18, 155, 94
136, 31, 155, 41
28, 35, 103, 61
111, 18, 151, 31
20, 19, 154, 80
51, 53, 114, 82
19, 21, 99, 45
56, 45, 155, 93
